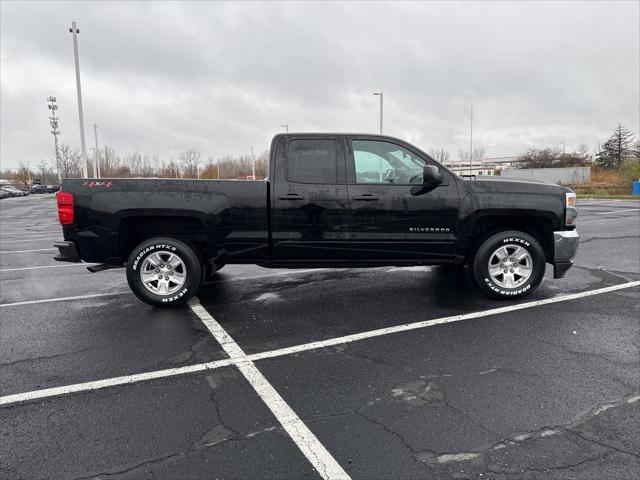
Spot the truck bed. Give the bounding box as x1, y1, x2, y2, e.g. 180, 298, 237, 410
60, 178, 269, 264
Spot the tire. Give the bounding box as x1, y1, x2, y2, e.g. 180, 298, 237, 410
126, 237, 203, 307
472, 230, 545, 300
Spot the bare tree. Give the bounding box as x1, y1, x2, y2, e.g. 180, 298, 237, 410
12, 164, 34, 187
200, 158, 219, 179
255, 150, 269, 178
125, 152, 143, 176
458, 147, 486, 162
58, 143, 83, 178
99, 146, 122, 177
576, 144, 593, 164
517, 147, 590, 169
429, 148, 451, 165
180, 150, 200, 178
139, 154, 156, 177
158, 157, 180, 178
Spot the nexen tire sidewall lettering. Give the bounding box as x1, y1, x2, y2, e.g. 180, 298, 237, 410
161, 287, 188, 303
502, 237, 530, 248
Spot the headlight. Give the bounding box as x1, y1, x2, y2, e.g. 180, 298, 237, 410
565, 192, 577, 226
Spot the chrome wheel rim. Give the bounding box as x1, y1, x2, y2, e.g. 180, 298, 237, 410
140, 250, 187, 295
487, 244, 533, 289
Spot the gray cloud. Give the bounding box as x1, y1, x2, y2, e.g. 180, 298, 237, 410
1, 0, 638, 170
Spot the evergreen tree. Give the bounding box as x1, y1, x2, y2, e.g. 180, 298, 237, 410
595, 124, 636, 169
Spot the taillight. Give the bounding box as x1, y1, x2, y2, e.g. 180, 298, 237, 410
565, 192, 577, 226
57, 191, 74, 225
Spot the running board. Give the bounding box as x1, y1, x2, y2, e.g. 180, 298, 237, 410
87, 264, 120, 273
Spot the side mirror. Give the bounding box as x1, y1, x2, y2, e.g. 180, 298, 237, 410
423, 165, 443, 186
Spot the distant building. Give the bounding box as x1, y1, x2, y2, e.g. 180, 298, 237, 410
445, 156, 521, 176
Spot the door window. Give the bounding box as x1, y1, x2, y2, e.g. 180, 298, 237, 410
286, 139, 338, 183
352, 140, 426, 184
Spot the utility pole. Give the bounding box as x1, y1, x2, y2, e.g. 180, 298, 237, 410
251, 146, 256, 180
281, 124, 289, 133
69, 21, 88, 177
469, 105, 473, 175
47, 97, 62, 182
560, 142, 566, 164
373, 92, 383, 134
104, 146, 109, 177
93, 124, 101, 178
39, 161, 47, 184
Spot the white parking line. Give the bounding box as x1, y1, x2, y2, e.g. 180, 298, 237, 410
0, 248, 56, 254
1, 280, 637, 408
580, 200, 638, 205
594, 208, 640, 215
0, 237, 60, 244
248, 281, 640, 362
0, 232, 58, 238
0, 359, 233, 406
189, 299, 350, 480
0, 292, 128, 307
0, 264, 96, 273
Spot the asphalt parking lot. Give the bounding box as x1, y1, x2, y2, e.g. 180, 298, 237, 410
1, 194, 638, 480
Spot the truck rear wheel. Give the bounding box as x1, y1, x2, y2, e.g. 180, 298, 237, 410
126, 237, 203, 307
472, 230, 545, 300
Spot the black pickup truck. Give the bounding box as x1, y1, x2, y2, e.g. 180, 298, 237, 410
54, 133, 578, 307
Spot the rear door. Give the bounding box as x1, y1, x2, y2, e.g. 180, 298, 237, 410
271, 136, 349, 261
346, 136, 460, 261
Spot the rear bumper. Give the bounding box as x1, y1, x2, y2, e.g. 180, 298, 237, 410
53, 241, 81, 263
553, 230, 579, 278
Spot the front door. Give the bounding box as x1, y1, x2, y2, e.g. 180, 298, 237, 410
346, 137, 460, 261
271, 136, 349, 261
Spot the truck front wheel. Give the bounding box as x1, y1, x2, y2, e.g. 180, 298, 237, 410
472, 230, 545, 300
126, 237, 203, 307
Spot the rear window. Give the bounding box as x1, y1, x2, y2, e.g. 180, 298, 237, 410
286, 139, 337, 183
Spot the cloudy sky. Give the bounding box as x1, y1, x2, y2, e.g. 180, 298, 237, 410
1, 0, 638, 170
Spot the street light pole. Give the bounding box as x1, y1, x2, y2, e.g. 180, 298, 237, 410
281, 124, 289, 133
93, 124, 101, 178
47, 97, 62, 182
560, 142, 566, 164
373, 92, 383, 134
69, 21, 88, 177
469, 105, 473, 176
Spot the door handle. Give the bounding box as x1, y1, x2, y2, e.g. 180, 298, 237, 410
353, 194, 379, 201
278, 193, 304, 200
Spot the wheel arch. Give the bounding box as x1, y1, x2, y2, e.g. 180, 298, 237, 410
463, 214, 554, 264
118, 214, 214, 264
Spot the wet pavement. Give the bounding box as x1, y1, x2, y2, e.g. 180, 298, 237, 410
1, 194, 638, 479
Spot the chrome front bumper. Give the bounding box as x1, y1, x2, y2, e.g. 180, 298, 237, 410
553, 230, 579, 278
